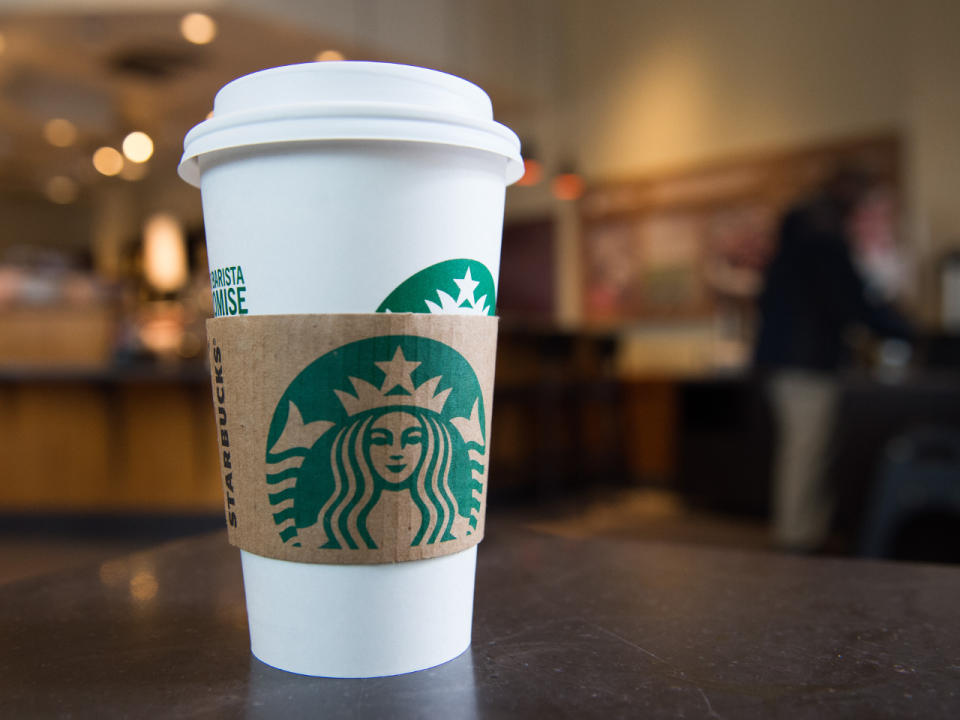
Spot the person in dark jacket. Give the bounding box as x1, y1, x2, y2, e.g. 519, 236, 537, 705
755, 169, 913, 551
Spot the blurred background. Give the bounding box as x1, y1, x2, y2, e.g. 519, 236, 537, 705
2, 0, 960, 583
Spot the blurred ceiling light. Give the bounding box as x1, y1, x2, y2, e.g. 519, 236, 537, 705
551, 172, 586, 201
180, 12, 217, 45
315, 49, 345, 62
516, 158, 543, 187
43, 118, 78, 148
129, 569, 159, 602
143, 213, 189, 293
122, 131, 154, 163
93, 146, 124, 177
44, 176, 79, 204
120, 159, 149, 182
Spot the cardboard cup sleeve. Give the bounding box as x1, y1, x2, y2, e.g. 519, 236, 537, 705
206, 313, 498, 565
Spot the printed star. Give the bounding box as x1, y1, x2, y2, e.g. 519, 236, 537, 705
453, 268, 480, 307
376, 347, 421, 394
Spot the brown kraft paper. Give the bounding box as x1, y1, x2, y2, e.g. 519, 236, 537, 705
207, 313, 498, 564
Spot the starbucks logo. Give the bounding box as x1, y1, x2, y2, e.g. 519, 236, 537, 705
377, 259, 496, 315
264, 336, 486, 550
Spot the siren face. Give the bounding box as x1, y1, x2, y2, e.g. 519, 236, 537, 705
367, 411, 424, 485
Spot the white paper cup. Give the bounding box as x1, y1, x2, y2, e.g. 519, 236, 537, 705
180, 62, 521, 677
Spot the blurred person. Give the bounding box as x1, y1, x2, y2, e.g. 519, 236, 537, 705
754, 169, 913, 552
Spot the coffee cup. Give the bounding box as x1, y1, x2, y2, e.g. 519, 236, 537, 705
180, 61, 521, 677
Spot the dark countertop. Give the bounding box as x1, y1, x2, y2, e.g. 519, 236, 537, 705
2, 526, 959, 719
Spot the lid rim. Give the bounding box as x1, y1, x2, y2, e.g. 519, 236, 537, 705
178, 135, 524, 187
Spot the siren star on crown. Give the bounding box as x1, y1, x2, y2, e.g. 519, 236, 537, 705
375, 346, 420, 394
424, 267, 490, 315
453, 268, 480, 307
334, 346, 452, 416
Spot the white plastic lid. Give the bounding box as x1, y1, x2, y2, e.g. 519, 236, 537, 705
178, 62, 523, 186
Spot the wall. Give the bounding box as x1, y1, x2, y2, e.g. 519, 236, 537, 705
0, 193, 91, 254
908, 0, 960, 317
561, 0, 907, 178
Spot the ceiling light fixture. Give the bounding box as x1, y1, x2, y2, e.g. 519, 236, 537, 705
43, 118, 78, 148
551, 171, 586, 201
92, 146, 124, 177
143, 213, 189, 293
180, 13, 217, 45
44, 176, 79, 205
122, 131, 154, 163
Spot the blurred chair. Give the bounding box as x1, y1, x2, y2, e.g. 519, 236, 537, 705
859, 426, 960, 561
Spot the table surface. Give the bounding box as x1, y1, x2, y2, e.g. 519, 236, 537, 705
2, 526, 959, 719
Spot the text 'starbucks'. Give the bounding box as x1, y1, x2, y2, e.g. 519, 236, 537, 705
211, 339, 238, 527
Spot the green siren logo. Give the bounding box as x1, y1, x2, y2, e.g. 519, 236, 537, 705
377, 259, 496, 315
264, 336, 486, 550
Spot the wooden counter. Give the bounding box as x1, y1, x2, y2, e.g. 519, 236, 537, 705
0, 366, 221, 512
